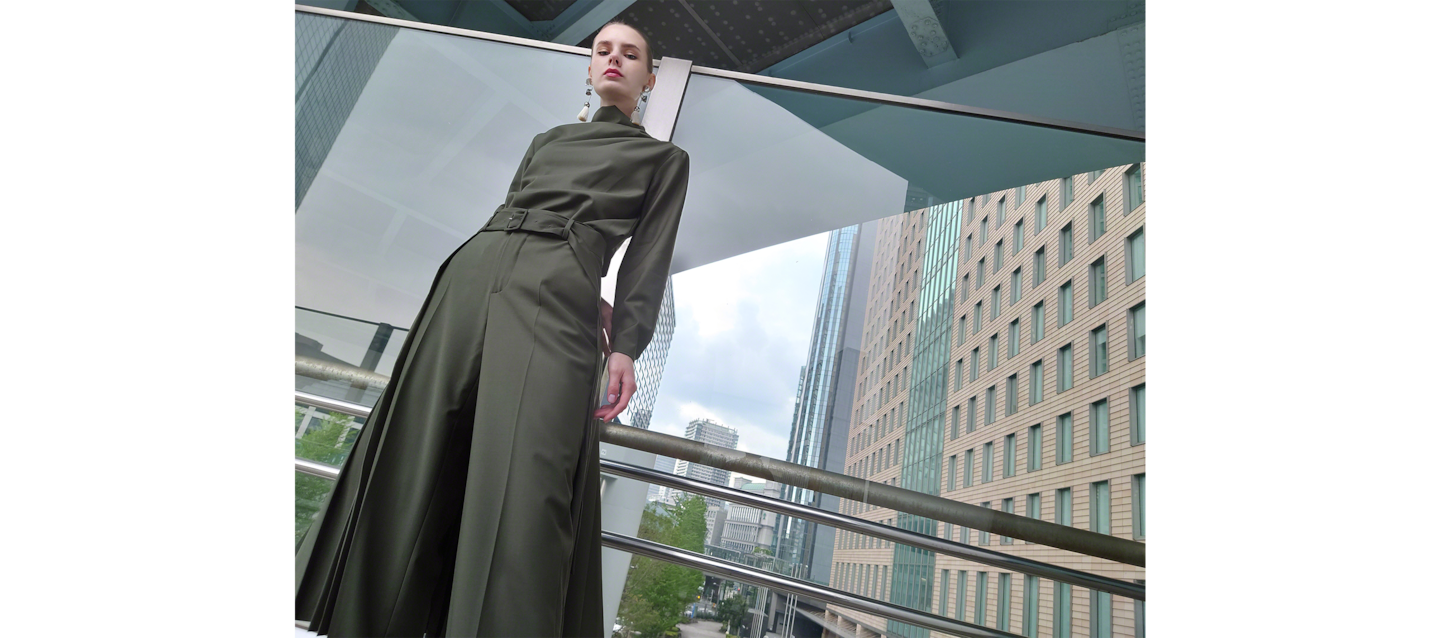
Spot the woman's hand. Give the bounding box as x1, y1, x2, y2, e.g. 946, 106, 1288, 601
598, 298, 614, 358
594, 351, 635, 423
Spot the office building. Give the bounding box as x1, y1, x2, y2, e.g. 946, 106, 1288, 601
672, 418, 740, 539
830, 165, 1146, 638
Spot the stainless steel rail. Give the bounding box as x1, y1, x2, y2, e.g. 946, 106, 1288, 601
292, 389, 1145, 568
601, 458, 1143, 600
602, 531, 1026, 638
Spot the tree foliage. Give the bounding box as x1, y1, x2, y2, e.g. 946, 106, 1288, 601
715, 592, 750, 635
615, 495, 710, 638
294, 409, 361, 546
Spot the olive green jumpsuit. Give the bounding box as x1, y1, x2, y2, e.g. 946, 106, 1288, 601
296, 104, 690, 638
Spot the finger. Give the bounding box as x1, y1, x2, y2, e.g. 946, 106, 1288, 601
610, 373, 637, 420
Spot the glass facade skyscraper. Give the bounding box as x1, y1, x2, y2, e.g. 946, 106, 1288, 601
774, 221, 876, 586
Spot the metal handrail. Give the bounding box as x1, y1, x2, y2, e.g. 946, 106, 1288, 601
293, 389, 1144, 567
602, 459, 1143, 600
602, 531, 1025, 638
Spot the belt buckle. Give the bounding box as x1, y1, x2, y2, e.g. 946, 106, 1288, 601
504, 208, 527, 231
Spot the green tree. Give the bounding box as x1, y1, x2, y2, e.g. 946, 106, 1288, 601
615, 495, 709, 638
715, 592, 749, 635
294, 409, 362, 546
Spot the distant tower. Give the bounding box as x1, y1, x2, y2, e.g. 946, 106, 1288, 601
672, 418, 739, 540
623, 278, 677, 431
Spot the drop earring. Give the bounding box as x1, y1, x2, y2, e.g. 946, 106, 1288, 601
632, 88, 650, 121
578, 79, 592, 122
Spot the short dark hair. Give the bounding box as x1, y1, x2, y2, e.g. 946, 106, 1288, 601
596, 18, 657, 70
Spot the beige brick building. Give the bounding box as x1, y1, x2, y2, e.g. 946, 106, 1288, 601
825, 164, 1146, 638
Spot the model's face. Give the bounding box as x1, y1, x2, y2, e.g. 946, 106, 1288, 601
587, 24, 653, 107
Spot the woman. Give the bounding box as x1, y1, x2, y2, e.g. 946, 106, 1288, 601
295, 20, 689, 638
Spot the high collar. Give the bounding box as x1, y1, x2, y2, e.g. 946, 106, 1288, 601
591, 104, 645, 131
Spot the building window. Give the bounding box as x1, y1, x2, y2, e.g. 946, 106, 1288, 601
1089, 195, 1106, 243
965, 234, 973, 261
1029, 360, 1043, 406
1090, 324, 1109, 378
939, 569, 950, 616
1056, 486, 1072, 525
956, 571, 968, 621
1090, 398, 1110, 455
960, 274, 969, 302
954, 358, 964, 391
967, 397, 977, 433
1092, 591, 1113, 638
1031, 302, 1045, 344
1008, 320, 1020, 358
1125, 164, 1143, 213
982, 443, 993, 483
1089, 169, 1103, 183
1091, 480, 1111, 534
1022, 574, 1039, 637
985, 386, 996, 424
997, 197, 1006, 225
990, 286, 1000, 319
997, 573, 1012, 629
971, 346, 980, 379
988, 334, 999, 370
1130, 384, 1146, 445
1006, 374, 1019, 415
1059, 223, 1074, 267
1000, 499, 1014, 545
1088, 258, 1110, 309
1027, 424, 1042, 471
1016, 184, 1026, 205
1010, 268, 1022, 305
1133, 473, 1146, 540
1057, 413, 1073, 464
1059, 281, 1073, 327
974, 571, 989, 623
1014, 220, 1025, 255
1126, 226, 1145, 283
947, 455, 957, 490
1033, 246, 1046, 288
964, 448, 974, 487
1035, 195, 1048, 232
1058, 344, 1073, 392
977, 259, 985, 287
979, 218, 988, 244
1004, 433, 1017, 477
1128, 302, 1146, 359
994, 241, 1004, 273
1054, 582, 1072, 638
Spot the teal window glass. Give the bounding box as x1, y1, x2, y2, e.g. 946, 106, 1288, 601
997, 197, 1006, 224
1089, 257, 1108, 307
1128, 302, 1146, 359
1035, 195, 1048, 231
1062, 176, 1074, 209
1089, 169, 1103, 183
975, 572, 989, 624
982, 443, 993, 483
1010, 268, 1022, 305
1014, 220, 1024, 254
1027, 424, 1042, 471
1027, 492, 1041, 519
985, 386, 996, 424
971, 346, 980, 379
967, 398, 977, 433
1016, 185, 1026, 205
991, 286, 1000, 319
1091, 480, 1111, 534
965, 234, 973, 261
1092, 591, 1113, 638
980, 217, 988, 244
1058, 344, 1073, 392
1023, 575, 1039, 637
1125, 164, 1143, 213
1001, 498, 1014, 544
1059, 223, 1074, 266
1054, 582, 1072, 638
1130, 384, 1146, 445
947, 455, 957, 490
1056, 486, 1072, 525
1031, 302, 1045, 343
1090, 324, 1109, 378
951, 405, 960, 439
1089, 195, 1106, 243
1006, 374, 1018, 415
958, 315, 967, 344
1004, 433, 1016, 477
1090, 398, 1110, 455
1033, 246, 1046, 287
964, 448, 974, 487
956, 571, 968, 620
994, 240, 1003, 272
961, 274, 970, 302
1126, 226, 1145, 283
998, 573, 1012, 629
1059, 281, 1073, 327
1008, 319, 1020, 358
989, 334, 998, 369
1134, 473, 1146, 540
939, 570, 950, 616
1057, 414, 1073, 464
977, 259, 985, 287
1029, 360, 1042, 406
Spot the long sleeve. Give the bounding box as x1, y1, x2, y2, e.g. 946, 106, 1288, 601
610, 147, 690, 361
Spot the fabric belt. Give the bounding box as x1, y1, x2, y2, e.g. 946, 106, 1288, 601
480, 206, 607, 291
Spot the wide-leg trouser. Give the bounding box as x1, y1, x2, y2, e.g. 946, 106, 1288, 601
296, 225, 606, 638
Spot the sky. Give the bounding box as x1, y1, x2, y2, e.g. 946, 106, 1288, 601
640, 230, 834, 464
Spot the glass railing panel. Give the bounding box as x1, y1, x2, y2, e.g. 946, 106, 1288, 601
296, 470, 335, 547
